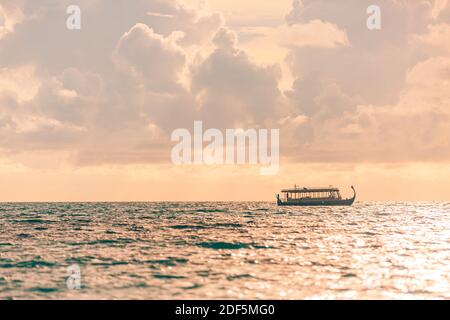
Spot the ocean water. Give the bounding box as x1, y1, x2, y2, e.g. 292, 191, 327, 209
0, 202, 449, 300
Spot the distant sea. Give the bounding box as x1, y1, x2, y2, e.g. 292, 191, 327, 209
0, 202, 449, 299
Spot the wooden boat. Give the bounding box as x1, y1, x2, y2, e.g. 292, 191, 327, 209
276, 186, 356, 206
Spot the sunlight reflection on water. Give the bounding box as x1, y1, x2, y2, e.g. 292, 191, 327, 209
0, 202, 449, 299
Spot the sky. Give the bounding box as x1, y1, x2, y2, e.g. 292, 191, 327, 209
0, 0, 450, 201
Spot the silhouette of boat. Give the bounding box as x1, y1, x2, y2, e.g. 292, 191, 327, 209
276, 186, 356, 206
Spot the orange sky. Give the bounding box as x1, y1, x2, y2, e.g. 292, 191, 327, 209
0, 0, 450, 201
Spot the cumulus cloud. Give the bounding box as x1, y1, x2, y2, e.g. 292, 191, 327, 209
281, 52, 450, 163
270, 0, 450, 164
0, 0, 449, 201
284, 0, 438, 104
115, 23, 186, 93
191, 28, 282, 128
0, 0, 449, 171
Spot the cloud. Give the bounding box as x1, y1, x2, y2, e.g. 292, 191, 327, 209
147, 11, 176, 19
411, 23, 450, 54
400, 56, 450, 112
281, 54, 450, 163
284, 0, 437, 104
431, 0, 449, 18
285, 74, 361, 118
143, 0, 223, 47
0, 65, 40, 103
208, 0, 292, 28
0, 2, 24, 40
114, 23, 186, 93
191, 28, 282, 128
0, 0, 449, 201
0, 0, 449, 183
238, 19, 349, 62
271, 0, 450, 164
279, 20, 349, 48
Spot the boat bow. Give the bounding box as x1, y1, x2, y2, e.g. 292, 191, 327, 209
350, 185, 356, 200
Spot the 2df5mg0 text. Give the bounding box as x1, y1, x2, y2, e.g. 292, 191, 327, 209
175, 304, 275, 318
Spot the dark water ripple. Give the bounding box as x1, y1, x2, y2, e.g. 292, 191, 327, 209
0, 202, 449, 299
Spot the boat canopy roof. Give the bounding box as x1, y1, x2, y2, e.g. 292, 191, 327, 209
281, 187, 339, 193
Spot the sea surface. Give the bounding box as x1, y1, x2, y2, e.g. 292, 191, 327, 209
0, 202, 449, 299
